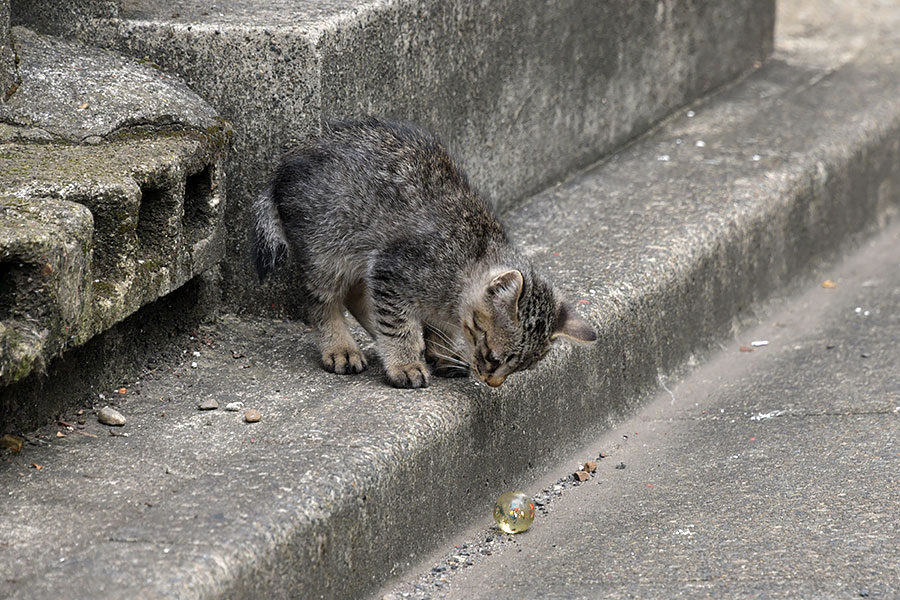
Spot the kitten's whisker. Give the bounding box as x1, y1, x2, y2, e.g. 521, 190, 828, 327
434, 356, 470, 369
430, 351, 470, 368
425, 325, 459, 348
427, 338, 467, 360
430, 348, 470, 368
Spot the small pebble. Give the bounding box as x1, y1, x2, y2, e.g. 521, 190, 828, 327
615, 462, 626, 470
191, 361, 198, 369
98, 406, 126, 426
198, 398, 219, 410
244, 409, 261, 423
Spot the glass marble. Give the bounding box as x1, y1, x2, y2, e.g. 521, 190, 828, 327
493, 491, 536, 534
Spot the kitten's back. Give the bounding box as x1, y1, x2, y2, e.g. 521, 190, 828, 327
253, 117, 506, 281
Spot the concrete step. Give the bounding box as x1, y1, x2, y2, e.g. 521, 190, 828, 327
14, 0, 775, 312
1, 2, 898, 599
384, 214, 900, 600
0, 25, 230, 422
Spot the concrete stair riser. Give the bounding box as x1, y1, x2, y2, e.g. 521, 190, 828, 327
48, 0, 774, 313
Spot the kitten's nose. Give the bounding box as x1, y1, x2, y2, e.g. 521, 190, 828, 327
485, 374, 506, 387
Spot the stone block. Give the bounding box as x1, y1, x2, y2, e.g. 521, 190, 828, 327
0, 27, 230, 385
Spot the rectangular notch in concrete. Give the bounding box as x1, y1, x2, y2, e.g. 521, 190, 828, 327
183, 164, 216, 242
0, 258, 38, 322
136, 183, 177, 262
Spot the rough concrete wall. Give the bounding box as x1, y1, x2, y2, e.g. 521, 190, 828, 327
0, 0, 16, 101
67, 0, 773, 316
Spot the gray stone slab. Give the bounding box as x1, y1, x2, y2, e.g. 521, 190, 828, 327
46, 0, 774, 311
0, 2, 897, 599
424, 223, 900, 600
0, 26, 219, 142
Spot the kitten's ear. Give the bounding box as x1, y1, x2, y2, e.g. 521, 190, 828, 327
487, 270, 524, 324
552, 303, 597, 343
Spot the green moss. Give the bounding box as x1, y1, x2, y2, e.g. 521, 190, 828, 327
205, 117, 234, 152
0, 327, 42, 385
139, 259, 161, 272
136, 58, 163, 70
92, 280, 118, 298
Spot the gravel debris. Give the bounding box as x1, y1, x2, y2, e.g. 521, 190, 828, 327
379, 449, 613, 599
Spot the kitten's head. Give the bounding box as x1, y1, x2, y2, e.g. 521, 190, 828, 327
461, 269, 596, 387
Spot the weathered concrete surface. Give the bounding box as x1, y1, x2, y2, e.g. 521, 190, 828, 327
0, 0, 15, 101
0, 26, 219, 142
0, 135, 225, 353
0, 197, 93, 384
9, 0, 119, 37
0, 2, 897, 598
34, 0, 775, 312
0, 28, 229, 392
400, 221, 900, 600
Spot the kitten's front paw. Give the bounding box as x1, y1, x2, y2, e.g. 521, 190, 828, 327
386, 362, 430, 389
321, 346, 368, 374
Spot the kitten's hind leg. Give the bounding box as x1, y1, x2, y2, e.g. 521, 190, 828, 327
344, 281, 377, 340
309, 294, 368, 375
424, 325, 470, 378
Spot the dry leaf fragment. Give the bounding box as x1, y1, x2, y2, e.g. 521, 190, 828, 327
739, 346, 753, 353
77, 102, 89, 110
1, 434, 24, 453
56, 431, 66, 438
31, 463, 43, 470
821, 280, 838, 289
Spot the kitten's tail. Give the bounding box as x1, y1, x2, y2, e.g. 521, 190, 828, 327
250, 184, 289, 281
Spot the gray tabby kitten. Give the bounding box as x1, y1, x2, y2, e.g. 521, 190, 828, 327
252, 117, 596, 389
